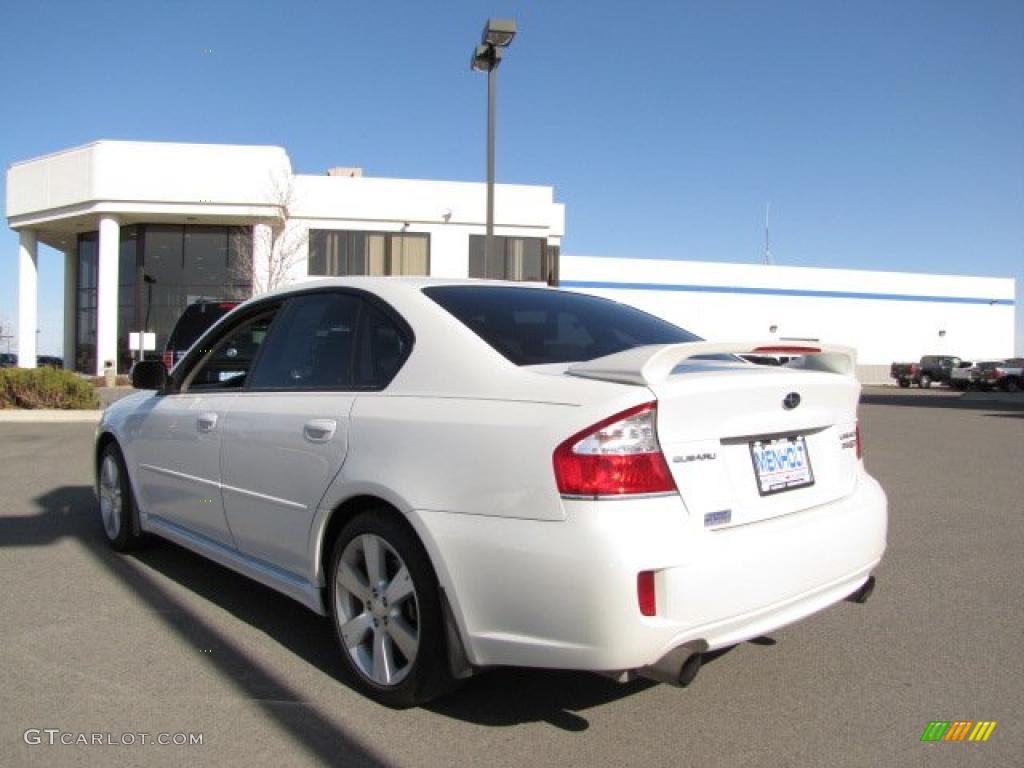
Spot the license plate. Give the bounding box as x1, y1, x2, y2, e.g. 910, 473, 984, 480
750, 435, 814, 495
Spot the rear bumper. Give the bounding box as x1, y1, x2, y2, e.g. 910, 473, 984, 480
415, 472, 887, 673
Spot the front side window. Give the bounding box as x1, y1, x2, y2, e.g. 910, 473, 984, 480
424, 285, 699, 366
308, 231, 429, 277
184, 311, 276, 391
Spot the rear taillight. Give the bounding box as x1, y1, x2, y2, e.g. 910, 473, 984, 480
855, 422, 863, 460
553, 402, 676, 497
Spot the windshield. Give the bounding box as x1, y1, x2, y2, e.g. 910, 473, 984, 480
423, 285, 701, 366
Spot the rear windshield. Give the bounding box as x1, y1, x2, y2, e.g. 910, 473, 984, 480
423, 285, 700, 366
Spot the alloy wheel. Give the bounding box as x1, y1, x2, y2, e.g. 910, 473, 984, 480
98, 454, 123, 540
334, 533, 420, 687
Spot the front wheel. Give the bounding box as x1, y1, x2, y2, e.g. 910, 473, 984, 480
1003, 377, 1021, 393
898, 378, 911, 389
328, 511, 454, 708
918, 375, 932, 389
97, 443, 145, 551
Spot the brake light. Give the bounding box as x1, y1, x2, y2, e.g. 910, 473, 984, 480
218, 302, 239, 310
637, 571, 657, 616
856, 422, 863, 460
552, 402, 676, 497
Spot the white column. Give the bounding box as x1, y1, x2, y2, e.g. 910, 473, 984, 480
17, 229, 38, 368
252, 223, 272, 295
63, 249, 77, 370
96, 216, 120, 376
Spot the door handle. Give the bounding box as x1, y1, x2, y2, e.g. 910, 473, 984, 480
197, 413, 218, 433
303, 419, 337, 442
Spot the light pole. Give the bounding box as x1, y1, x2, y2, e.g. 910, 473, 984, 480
471, 18, 516, 271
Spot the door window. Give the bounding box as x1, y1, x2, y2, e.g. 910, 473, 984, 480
183, 310, 276, 391
248, 293, 362, 389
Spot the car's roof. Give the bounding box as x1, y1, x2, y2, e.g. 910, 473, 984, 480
256, 276, 553, 302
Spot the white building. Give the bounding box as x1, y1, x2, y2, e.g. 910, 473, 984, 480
560, 256, 1015, 382
7, 140, 1015, 382
7, 140, 564, 374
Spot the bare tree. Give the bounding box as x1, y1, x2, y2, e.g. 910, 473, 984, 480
232, 172, 308, 296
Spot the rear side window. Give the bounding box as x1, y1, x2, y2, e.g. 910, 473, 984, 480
423, 285, 699, 365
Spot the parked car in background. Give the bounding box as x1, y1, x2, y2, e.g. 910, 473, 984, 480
976, 359, 1024, 392
0, 352, 16, 368
36, 355, 64, 368
949, 360, 980, 390
97, 278, 886, 707
890, 355, 963, 388
949, 359, 1023, 392
161, 300, 240, 369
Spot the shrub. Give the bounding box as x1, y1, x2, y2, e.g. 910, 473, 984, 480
0, 367, 100, 410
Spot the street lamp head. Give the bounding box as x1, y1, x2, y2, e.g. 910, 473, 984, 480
470, 43, 494, 72
482, 18, 516, 47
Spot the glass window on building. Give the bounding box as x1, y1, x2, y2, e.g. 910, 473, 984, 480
72, 224, 252, 373
308, 231, 430, 277
468, 236, 559, 284
75, 233, 99, 373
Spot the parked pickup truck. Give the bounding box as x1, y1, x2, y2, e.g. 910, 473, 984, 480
890, 355, 963, 388
974, 359, 1024, 392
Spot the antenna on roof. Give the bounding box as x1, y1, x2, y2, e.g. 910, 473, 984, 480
763, 202, 773, 266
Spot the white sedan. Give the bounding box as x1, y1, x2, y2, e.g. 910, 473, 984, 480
96, 278, 887, 707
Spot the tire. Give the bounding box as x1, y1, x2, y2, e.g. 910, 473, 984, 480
328, 510, 454, 708
1003, 377, 1021, 393
950, 381, 967, 391
918, 375, 932, 389
97, 443, 145, 552
898, 379, 911, 389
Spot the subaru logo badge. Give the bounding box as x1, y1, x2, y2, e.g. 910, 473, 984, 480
783, 392, 801, 410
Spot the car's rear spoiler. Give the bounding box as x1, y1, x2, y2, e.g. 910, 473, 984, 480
567, 342, 857, 386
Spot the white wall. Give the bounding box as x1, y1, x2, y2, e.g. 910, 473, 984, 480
560, 255, 1015, 367
7, 141, 291, 226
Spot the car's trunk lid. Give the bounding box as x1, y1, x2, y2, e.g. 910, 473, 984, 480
568, 342, 862, 528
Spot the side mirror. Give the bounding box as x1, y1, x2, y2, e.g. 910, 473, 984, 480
131, 360, 169, 391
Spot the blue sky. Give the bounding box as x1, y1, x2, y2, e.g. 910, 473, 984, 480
1, 0, 1021, 355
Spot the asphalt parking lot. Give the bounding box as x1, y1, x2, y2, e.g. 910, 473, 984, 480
1, 387, 1021, 767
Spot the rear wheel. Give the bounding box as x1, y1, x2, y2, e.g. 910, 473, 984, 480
328, 510, 454, 708
97, 443, 145, 551
1003, 377, 1021, 393
898, 378, 911, 389
918, 375, 932, 389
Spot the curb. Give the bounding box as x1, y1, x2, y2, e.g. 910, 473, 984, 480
0, 410, 103, 423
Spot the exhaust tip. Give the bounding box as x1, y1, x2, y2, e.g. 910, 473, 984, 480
637, 639, 708, 686
678, 652, 702, 687
846, 575, 876, 604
